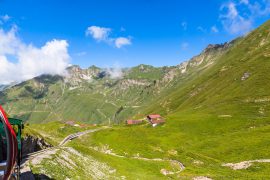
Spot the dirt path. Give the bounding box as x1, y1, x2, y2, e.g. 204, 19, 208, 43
89, 146, 185, 175
222, 159, 270, 170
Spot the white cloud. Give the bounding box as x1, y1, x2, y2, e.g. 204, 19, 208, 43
0, 26, 70, 84
220, 2, 252, 35
115, 37, 131, 48
18, 40, 70, 80
105, 63, 123, 79
1, 14, 11, 22
211, 25, 219, 33
86, 25, 132, 48
226, 2, 238, 18
220, 0, 270, 35
0, 25, 21, 55
85, 26, 111, 41
248, 0, 270, 16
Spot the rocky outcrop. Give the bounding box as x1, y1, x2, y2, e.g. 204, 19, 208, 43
118, 79, 151, 89
203, 42, 231, 53
65, 65, 103, 86
177, 41, 235, 75
178, 61, 188, 73
22, 135, 52, 157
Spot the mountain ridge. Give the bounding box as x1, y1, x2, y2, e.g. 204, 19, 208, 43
0, 37, 237, 124
8, 19, 270, 179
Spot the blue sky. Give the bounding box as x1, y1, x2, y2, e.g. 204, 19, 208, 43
0, 0, 270, 69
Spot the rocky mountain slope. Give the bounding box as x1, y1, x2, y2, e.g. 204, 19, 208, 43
0, 39, 232, 124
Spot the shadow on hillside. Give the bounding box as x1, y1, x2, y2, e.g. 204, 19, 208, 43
21, 171, 55, 180
34, 173, 55, 180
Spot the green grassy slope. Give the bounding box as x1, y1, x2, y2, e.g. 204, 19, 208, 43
0, 33, 230, 125
80, 20, 270, 179
145, 21, 270, 117
125, 64, 166, 80
23, 121, 96, 145
4, 17, 270, 180
0, 67, 167, 124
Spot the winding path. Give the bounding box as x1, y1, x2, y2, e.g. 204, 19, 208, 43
222, 159, 270, 170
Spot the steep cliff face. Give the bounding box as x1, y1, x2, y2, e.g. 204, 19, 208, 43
22, 135, 52, 156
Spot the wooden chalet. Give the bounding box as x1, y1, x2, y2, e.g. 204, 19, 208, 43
147, 114, 165, 126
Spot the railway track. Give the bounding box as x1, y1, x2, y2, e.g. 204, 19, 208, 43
23, 127, 106, 159
22, 128, 105, 161
20, 127, 108, 179
59, 128, 104, 146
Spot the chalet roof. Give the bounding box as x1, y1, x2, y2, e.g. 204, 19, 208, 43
148, 114, 161, 119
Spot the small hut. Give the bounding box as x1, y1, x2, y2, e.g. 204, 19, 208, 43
147, 114, 165, 126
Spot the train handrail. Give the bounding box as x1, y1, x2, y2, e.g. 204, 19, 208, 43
0, 106, 18, 180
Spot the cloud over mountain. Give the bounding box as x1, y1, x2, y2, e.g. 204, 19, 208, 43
0, 26, 70, 84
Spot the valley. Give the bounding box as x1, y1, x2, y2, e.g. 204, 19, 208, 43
2, 18, 270, 180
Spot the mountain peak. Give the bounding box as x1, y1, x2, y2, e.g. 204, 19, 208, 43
67, 65, 82, 71
88, 65, 101, 70
204, 43, 229, 53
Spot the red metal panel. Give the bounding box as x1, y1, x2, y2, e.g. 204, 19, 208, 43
0, 105, 18, 180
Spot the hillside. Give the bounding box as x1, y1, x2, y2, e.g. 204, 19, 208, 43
0, 65, 165, 123
0, 40, 230, 124
81, 20, 270, 179
3, 19, 270, 180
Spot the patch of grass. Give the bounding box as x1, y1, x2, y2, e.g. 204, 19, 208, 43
86, 111, 270, 179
